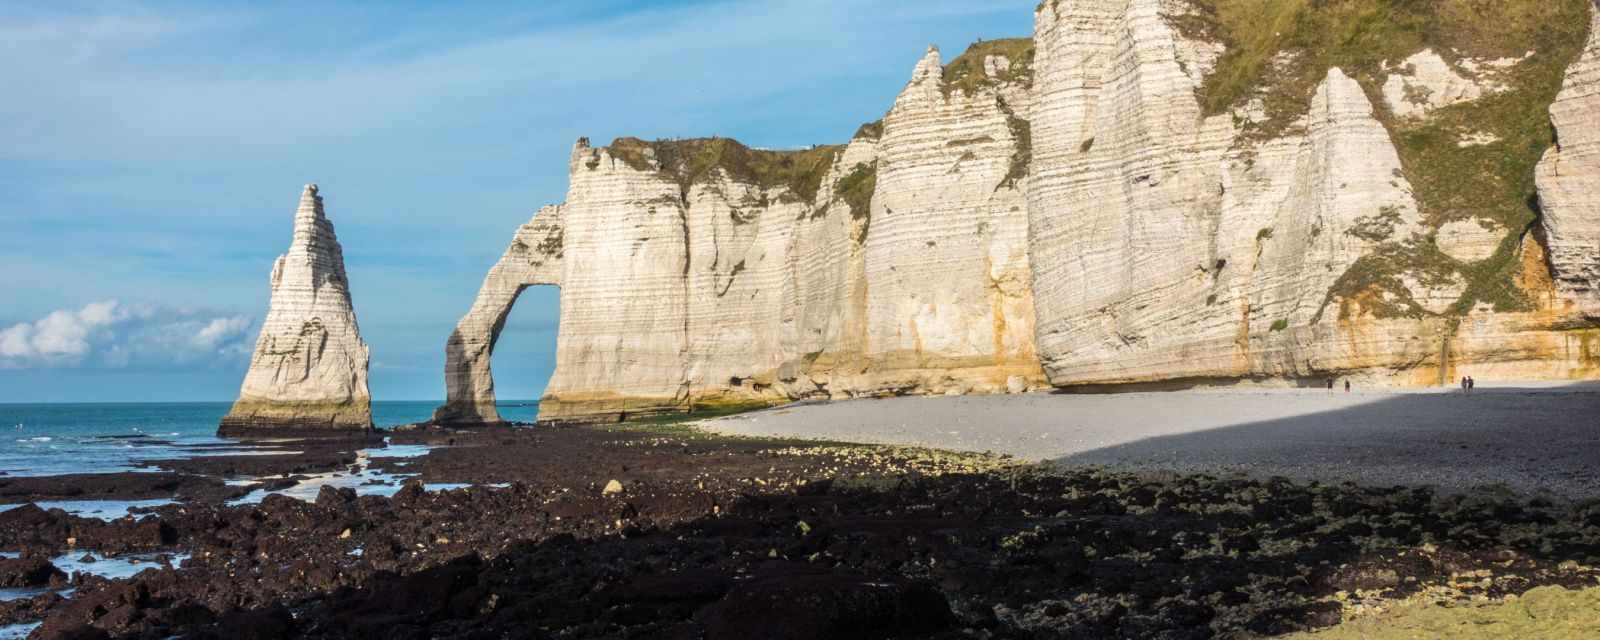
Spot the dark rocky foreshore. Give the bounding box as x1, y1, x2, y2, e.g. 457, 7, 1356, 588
1, 423, 1598, 639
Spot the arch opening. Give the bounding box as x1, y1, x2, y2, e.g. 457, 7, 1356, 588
432, 207, 565, 426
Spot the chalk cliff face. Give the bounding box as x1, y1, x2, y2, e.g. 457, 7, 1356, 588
442, 0, 1600, 424
1537, 2, 1600, 317
1027, 0, 1600, 388
222, 185, 371, 434
438, 42, 1043, 424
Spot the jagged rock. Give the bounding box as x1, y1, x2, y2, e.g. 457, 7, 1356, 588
0, 556, 65, 588
220, 185, 371, 435
1536, 0, 1600, 316
863, 43, 1045, 395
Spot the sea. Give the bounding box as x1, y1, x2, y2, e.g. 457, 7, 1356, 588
0, 401, 544, 624
0, 401, 540, 478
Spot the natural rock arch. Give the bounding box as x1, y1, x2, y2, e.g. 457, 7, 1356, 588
432, 206, 564, 425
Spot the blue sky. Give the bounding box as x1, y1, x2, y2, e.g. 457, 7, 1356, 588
0, 0, 1036, 402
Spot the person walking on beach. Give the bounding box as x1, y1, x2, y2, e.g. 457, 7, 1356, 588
1461, 376, 1469, 393
1467, 377, 1475, 393
1344, 380, 1350, 393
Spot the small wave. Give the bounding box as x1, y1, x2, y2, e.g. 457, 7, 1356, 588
16, 436, 52, 443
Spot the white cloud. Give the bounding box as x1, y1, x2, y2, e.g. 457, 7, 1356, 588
0, 300, 255, 369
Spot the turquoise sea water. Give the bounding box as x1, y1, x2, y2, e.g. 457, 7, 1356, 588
0, 401, 540, 477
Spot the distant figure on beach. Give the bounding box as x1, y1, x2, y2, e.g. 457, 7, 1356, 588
1344, 380, 1350, 393
1467, 377, 1476, 393
1461, 376, 1469, 393
1327, 379, 1334, 390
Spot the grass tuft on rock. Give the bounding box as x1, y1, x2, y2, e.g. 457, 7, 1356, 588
853, 120, 884, 141
608, 137, 845, 204
942, 38, 1036, 98
835, 162, 878, 221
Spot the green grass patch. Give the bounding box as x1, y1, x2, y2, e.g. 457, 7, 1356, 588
835, 162, 877, 221
608, 137, 845, 204
1173, 0, 1586, 137
615, 400, 779, 433
942, 38, 1035, 98
853, 120, 884, 141
1346, 206, 1403, 242
1270, 318, 1289, 332
1317, 235, 1464, 321
1173, 0, 1590, 318
997, 97, 1032, 191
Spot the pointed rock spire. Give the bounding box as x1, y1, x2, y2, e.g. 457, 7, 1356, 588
911, 45, 943, 85
220, 184, 372, 436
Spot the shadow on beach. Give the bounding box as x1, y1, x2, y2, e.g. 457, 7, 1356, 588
1048, 382, 1600, 499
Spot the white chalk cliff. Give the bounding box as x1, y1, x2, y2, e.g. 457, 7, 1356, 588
436, 41, 1043, 424
1027, 0, 1600, 387
439, 0, 1600, 424
1537, 1, 1600, 316
222, 184, 371, 434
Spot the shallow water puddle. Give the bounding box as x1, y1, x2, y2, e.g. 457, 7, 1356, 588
366, 443, 432, 459
0, 586, 67, 601
0, 499, 175, 520
55, 551, 189, 581
0, 551, 189, 602
0, 622, 39, 639
227, 439, 434, 504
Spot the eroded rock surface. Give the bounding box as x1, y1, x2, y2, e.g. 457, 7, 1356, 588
220, 185, 371, 434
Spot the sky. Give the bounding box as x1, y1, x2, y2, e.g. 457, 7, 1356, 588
0, 0, 1037, 403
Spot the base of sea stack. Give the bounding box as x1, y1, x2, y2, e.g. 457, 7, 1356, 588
533, 394, 784, 427
216, 420, 375, 439
217, 401, 374, 438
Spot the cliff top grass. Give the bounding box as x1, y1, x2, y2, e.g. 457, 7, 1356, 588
607, 137, 845, 204
942, 37, 1035, 97
1173, 0, 1591, 318
1173, 0, 1586, 133
852, 119, 884, 141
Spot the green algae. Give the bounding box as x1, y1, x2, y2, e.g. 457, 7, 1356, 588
1288, 586, 1600, 639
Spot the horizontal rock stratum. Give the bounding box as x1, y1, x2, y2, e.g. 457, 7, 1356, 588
439, 0, 1600, 425
221, 184, 372, 435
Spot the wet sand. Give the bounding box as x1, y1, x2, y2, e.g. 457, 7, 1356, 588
703, 384, 1600, 498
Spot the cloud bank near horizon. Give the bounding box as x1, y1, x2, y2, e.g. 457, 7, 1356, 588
0, 301, 255, 370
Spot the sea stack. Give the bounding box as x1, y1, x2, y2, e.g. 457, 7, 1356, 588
220, 184, 372, 436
